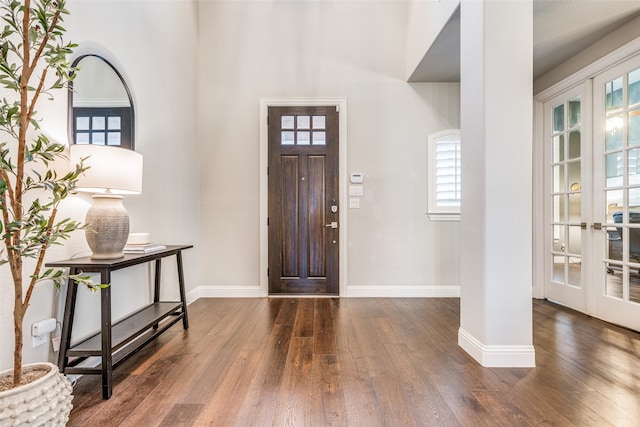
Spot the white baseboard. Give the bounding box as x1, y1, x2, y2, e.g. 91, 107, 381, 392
346, 285, 460, 298
186, 285, 263, 303
186, 284, 460, 302
458, 327, 536, 367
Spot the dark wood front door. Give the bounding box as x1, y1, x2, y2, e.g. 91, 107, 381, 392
268, 106, 339, 295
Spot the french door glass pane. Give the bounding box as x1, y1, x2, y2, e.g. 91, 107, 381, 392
606, 152, 623, 186
567, 225, 582, 256
630, 112, 640, 146
568, 193, 581, 219
553, 104, 564, 132
553, 164, 565, 192
569, 97, 581, 127
630, 279, 640, 304
605, 266, 623, 299
567, 161, 581, 193
606, 77, 623, 112
606, 115, 624, 150
568, 130, 581, 159
629, 188, 640, 207
629, 148, 640, 185
553, 135, 565, 162
606, 189, 623, 222
629, 68, 640, 106
553, 225, 565, 252
552, 194, 565, 222
553, 254, 564, 283
567, 259, 581, 287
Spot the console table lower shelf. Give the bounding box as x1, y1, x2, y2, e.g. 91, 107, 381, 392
47, 245, 192, 399
64, 302, 184, 372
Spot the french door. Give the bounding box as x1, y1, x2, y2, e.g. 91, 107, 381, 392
591, 55, 640, 330
545, 53, 640, 331
545, 83, 591, 314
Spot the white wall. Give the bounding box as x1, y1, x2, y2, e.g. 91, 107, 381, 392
0, 0, 200, 371
405, 0, 460, 80
197, 0, 461, 296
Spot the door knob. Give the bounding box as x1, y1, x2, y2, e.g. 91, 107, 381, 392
325, 222, 338, 229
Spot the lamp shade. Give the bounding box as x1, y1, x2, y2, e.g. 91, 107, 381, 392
69, 144, 143, 259
69, 144, 143, 194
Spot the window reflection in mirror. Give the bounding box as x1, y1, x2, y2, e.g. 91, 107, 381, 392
69, 55, 134, 149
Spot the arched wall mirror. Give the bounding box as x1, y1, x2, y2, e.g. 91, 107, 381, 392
68, 54, 135, 149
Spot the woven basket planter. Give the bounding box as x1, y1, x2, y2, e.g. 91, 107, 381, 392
0, 362, 73, 426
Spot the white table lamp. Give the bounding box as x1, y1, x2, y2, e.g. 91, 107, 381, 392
70, 145, 143, 259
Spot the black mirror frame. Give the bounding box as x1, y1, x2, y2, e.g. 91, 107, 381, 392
68, 54, 136, 150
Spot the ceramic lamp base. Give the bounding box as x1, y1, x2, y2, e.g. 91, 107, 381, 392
85, 194, 130, 259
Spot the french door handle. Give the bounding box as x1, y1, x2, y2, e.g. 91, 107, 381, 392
581, 222, 587, 230
325, 222, 338, 229
592, 223, 602, 230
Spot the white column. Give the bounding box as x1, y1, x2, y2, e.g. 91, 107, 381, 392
458, 0, 535, 367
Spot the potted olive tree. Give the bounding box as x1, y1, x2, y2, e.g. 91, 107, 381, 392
0, 0, 96, 424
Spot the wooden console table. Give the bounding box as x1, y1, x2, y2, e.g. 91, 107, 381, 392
47, 244, 192, 399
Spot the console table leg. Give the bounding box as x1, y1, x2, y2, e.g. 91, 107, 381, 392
176, 251, 189, 329
100, 269, 113, 399
153, 259, 162, 330
57, 267, 79, 372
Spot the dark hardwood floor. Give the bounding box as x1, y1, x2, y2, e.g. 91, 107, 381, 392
67, 298, 640, 426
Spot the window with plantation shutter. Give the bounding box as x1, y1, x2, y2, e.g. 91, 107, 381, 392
428, 129, 461, 221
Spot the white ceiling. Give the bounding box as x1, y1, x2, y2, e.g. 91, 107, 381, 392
408, 0, 640, 82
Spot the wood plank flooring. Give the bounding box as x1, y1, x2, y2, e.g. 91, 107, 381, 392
67, 298, 640, 426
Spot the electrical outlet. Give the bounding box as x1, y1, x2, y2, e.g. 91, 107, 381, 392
32, 333, 47, 348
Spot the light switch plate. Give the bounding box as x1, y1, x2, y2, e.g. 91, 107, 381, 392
349, 198, 360, 209
349, 185, 364, 196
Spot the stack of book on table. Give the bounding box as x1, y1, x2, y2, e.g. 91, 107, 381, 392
123, 242, 166, 254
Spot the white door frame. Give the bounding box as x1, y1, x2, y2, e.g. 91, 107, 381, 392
259, 97, 348, 297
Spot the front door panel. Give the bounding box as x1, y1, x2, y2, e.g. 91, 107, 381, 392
268, 106, 339, 295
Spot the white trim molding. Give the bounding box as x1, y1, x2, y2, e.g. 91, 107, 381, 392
458, 328, 536, 368
259, 97, 348, 297
188, 284, 460, 300
347, 285, 460, 298
187, 285, 262, 303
